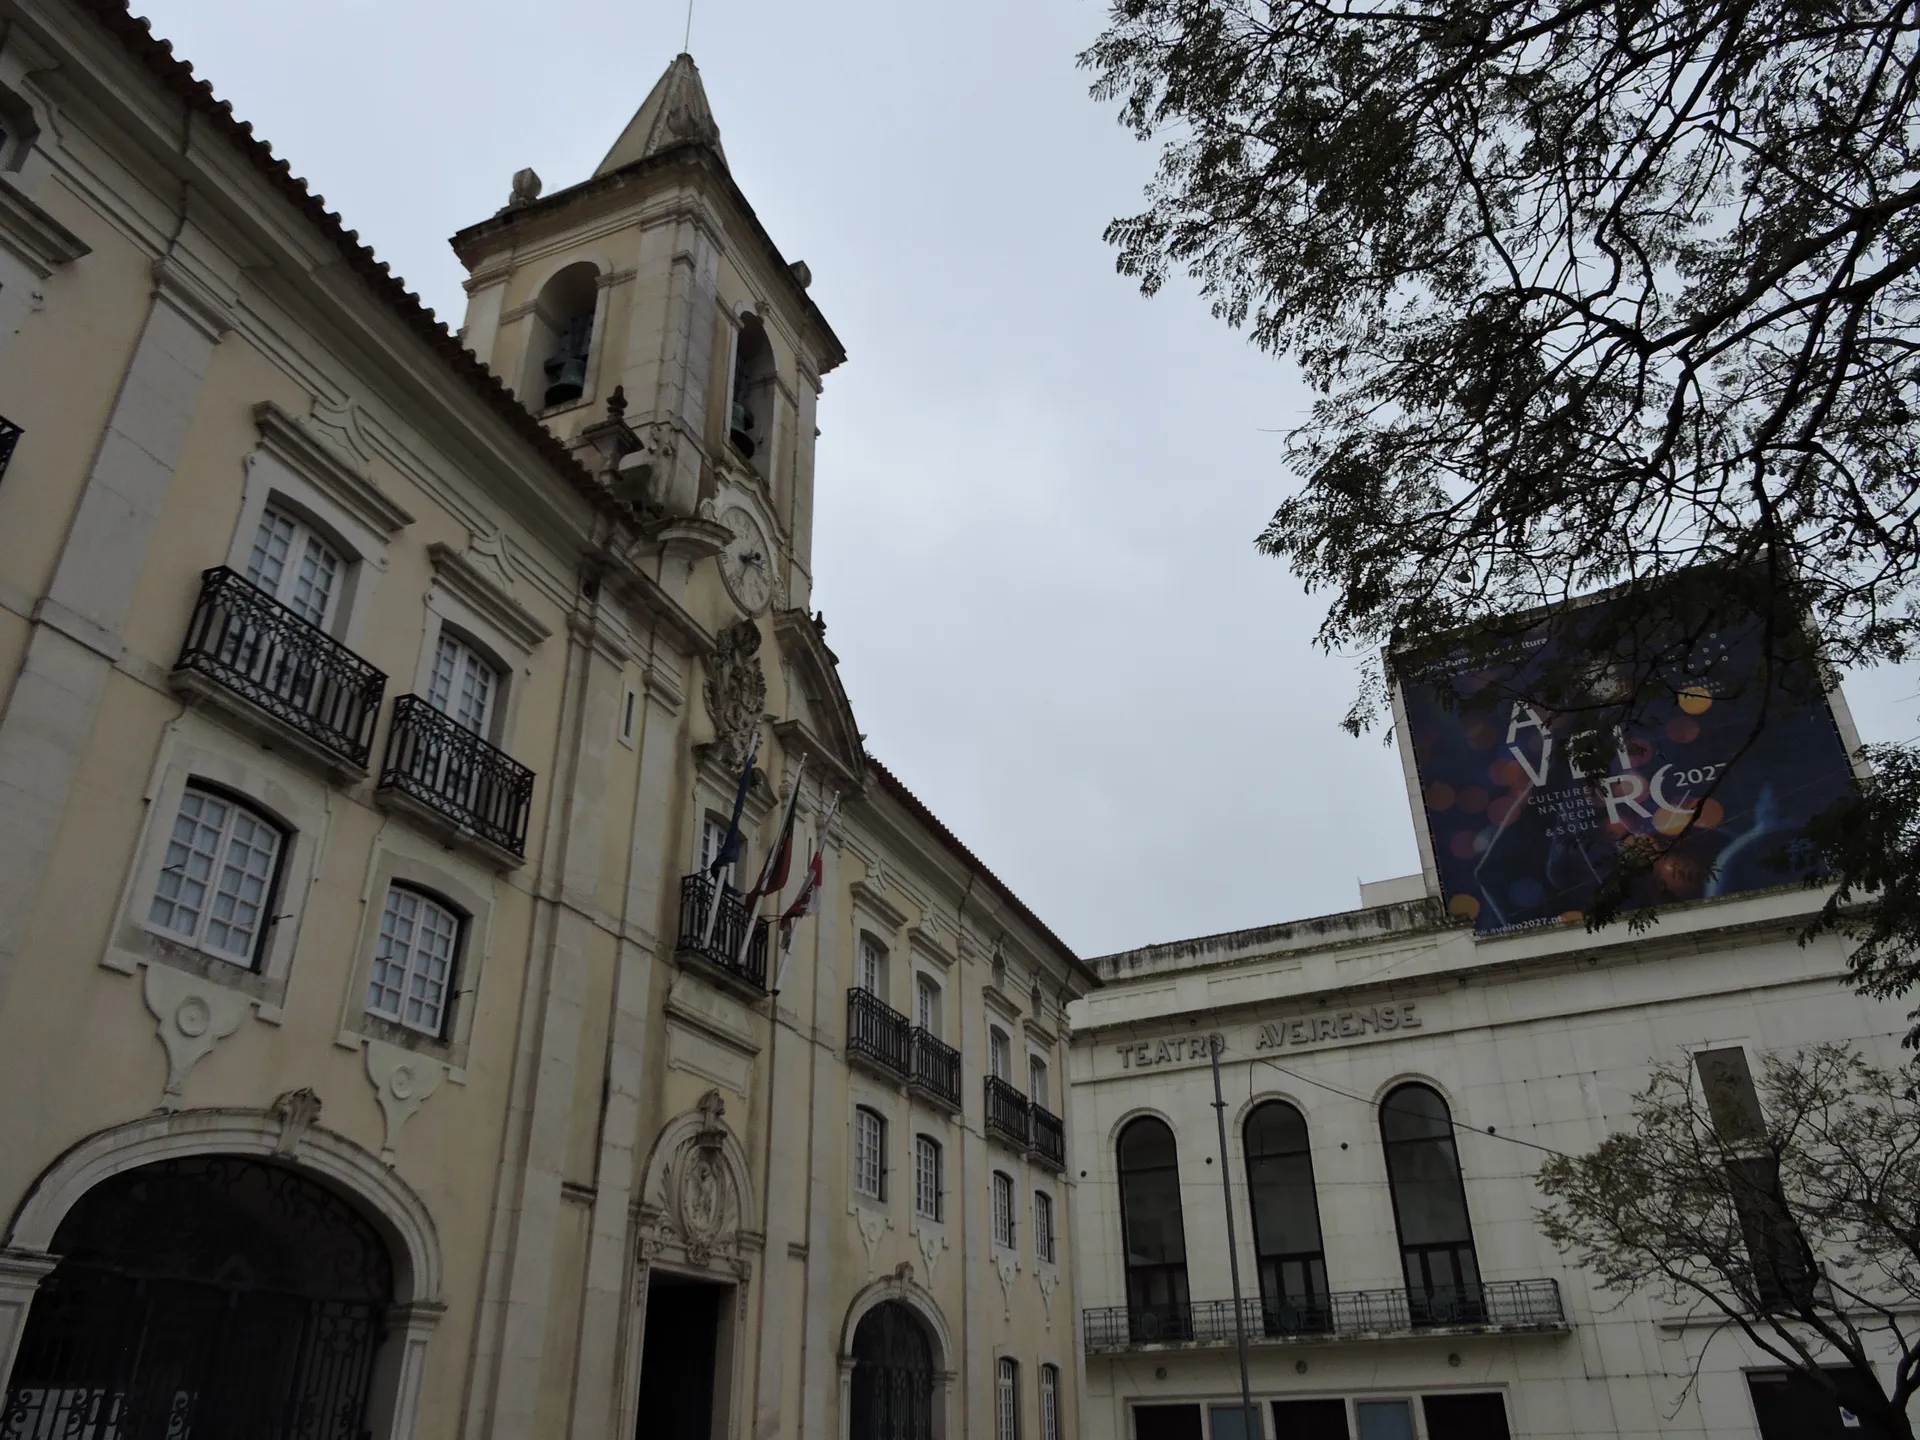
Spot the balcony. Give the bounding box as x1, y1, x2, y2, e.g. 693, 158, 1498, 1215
847, 987, 913, 1081
1082, 1280, 1567, 1353
173, 566, 386, 773
985, 1075, 1030, 1151
675, 873, 771, 997
1029, 1103, 1066, 1172
378, 695, 534, 864
909, 1028, 962, 1112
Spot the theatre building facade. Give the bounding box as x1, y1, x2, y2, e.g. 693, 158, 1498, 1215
0, 5, 1092, 1439
1067, 731, 1906, 1436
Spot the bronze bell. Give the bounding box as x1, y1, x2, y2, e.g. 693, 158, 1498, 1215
543, 314, 592, 407
729, 398, 757, 459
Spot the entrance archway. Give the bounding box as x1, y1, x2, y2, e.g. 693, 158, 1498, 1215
2, 1154, 393, 1438
849, 1301, 934, 1440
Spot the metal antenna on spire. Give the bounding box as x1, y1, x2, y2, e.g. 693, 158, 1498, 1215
683, 0, 695, 52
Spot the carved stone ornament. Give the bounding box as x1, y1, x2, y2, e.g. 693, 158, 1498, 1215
660, 1090, 742, 1266
142, 964, 249, 1108
364, 1040, 447, 1165
270, 1088, 324, 1157
855, 1206, 890, 1269
704, 619, 766, 773
996, 1252, 1021, 1320
915, 1225, 946, 1281
1036, 1265, 1059, 1325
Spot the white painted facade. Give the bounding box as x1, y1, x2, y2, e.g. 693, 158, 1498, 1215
1068, 861, 1909, 1439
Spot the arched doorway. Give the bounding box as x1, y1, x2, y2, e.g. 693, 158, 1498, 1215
849, 1300, 934, 1440
2, 1154, 393, 1438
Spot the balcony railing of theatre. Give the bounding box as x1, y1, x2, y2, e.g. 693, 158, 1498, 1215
675, 873, 771, 994
909, 1027, 961, 1111
379, 696, 534, 859
1082, 1279, 1567, 1352
174, 567, 387, 770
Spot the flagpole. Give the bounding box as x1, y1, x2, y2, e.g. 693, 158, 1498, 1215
733, 755, 805, 968
701, 729, 760, 950
773, 790, 838, 997
1211, 1037, 1259, 1440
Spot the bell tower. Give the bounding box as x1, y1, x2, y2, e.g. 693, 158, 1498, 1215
450, 54, 845, 611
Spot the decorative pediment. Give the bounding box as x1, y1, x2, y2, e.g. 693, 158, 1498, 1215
772, 608, 865, 788
427, 540, 550, 652
0, 174, 87, 277
636, 1090, 762, 1276
253, 401, 413, 538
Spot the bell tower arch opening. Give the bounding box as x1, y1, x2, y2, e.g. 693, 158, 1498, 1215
525, 260, 601, 410
728, 312, 776, 466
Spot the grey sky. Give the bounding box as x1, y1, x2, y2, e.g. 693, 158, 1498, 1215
136, 0, 1920, 959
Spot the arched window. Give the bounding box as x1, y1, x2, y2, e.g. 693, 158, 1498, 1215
728, 316, 774, 461
1380, 1083, 1482, 1323
854, 1107, 887, 1201
996, 1357, 1020, 1440
527, 261, 599, 408
367, 884, 464, 1037
1243, 1101, 1329, 1333
1117, 1117, 1190, 1341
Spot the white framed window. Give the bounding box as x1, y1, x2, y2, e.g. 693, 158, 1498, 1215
146, 784, 284, 967
1028, 1055, 1050, 1110
858, 935, 887, 998
996, 1358, 1020, 1440
915, 973, 942, 1035
1040, 1365, 1059, 1440
366, 884, 462, 1037
989, 1027, 1010, 1081
427, 632, 501, 738
700, 813, 732, 875
855, 1106, 887, 1201
992, 1170, 1015, 1249
1034, 1190, 1055, 1264
246, 503, 342, 630
915, 1134, 943, 1221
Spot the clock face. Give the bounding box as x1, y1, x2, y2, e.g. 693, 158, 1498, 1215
718, 504, 774, 615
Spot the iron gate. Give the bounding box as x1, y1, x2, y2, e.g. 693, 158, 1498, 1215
1, 1155, 392, 1439
849, 1301, 934, 1440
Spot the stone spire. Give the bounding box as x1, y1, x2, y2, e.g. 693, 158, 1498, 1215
594, 53, 727, 177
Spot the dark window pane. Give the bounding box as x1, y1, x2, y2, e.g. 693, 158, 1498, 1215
1245, 1102, 1309, 1159
1135, 1404, 1205, 1440
1354, 1401, 1414, 1440
1210, 1404, 1265, 1440
1249, 1153, 1325, 1258
1271, 1399, 1349, 1440
1120, 1117, 1191, 1320
1422, 1392, 1512, 1440
1380, 1084, 1452, 1143
1122, 1167, 1189, 1266
1121, 1117, 1180, 1169
1748, 1369, 1885, 1440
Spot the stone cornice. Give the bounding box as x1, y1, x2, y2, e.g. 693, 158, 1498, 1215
427, 541, 551, 651
849, 878, 909, 933
0, 174, 88, 277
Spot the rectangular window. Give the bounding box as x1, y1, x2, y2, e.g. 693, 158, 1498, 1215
619, 684, 638, 746
992, 1171, 1015, 1248
1421, 1393, 1512, 1440
1034, 1190, 1055, 1264
1209, 1406, 1264, 1440
915, 1134, 943, 1221
859, 937, 886, 997
1693, 1048, 1815, 1307
247, 504, 341, 630
1133, 1406, 1204, 1440
1270, 1399, 1350, 1440
997, 1358, 1020, 1440
1029, 1055, 1049, 1109
147, 785, 283, 966
366, 885, 461, 1036
1041, 1365, 1059, 1440
427, 632, 498, 738
989, 1028, 1010, 1081
855, 1107, 887, 1200
700, 814, 730, 875
1353, 1401, 1414, 1440
916, 973, 941, 1035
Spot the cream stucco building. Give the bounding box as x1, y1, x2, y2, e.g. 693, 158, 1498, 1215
1066, 737, 1908, 1439
0, 5, 1094, 1438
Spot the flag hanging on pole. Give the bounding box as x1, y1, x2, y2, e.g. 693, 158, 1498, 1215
701, 728, 761, 948
774, 791, 839, 995
732, 756, 806, 967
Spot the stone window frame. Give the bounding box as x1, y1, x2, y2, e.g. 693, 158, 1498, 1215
990, 1168, 1017, 1252
1032, 1186, 1056, 1266
224, 402, 413, 652
405, 543, 548, 757
103, 733, 329, 1020
335, 843, 495, 1079
853, 1104, 888, 1202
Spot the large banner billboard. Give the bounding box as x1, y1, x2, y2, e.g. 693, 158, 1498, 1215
1398, 601, 1858, 933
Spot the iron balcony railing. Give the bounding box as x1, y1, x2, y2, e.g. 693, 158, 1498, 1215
1029, 1103, 1066, 1171
175, 566, 386, 768
985, 1075, 1030, 1149
848, 988, 913, 1078
379, 695, 534, 858
675, 873, 771, 993
0, 414, 20, 483
909, 1027, 962, 1110
1082, 1279, 1566, 1352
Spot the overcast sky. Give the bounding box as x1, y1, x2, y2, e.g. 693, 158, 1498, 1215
137, 0, 1920, 960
